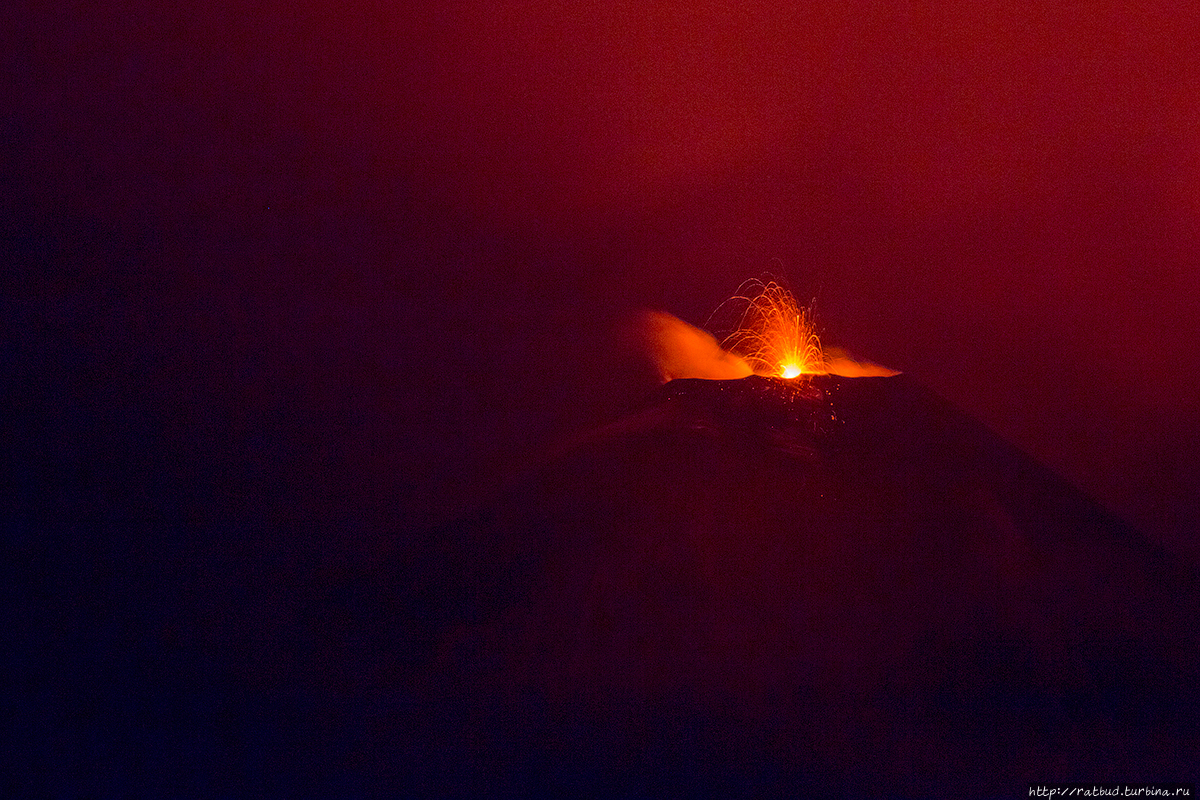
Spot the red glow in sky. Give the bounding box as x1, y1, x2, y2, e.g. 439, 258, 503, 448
8, 0, 1200, 555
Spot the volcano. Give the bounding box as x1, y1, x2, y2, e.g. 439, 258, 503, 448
392, 373, 1199, 797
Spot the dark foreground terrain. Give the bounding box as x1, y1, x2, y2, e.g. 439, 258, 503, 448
11, 374, 1199, 797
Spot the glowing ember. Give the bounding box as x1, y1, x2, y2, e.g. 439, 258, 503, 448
713, 280, 827, 378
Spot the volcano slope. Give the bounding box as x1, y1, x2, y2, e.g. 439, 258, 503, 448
396, 374, 1199, 797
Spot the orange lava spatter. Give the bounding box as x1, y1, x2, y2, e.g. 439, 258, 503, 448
715, 280, 826, 378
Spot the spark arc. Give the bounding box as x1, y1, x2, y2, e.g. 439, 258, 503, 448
715, 280, 826, 378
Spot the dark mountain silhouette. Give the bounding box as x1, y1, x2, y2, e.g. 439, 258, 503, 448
10, 364, 1197, 797
391, 374, 1199, 797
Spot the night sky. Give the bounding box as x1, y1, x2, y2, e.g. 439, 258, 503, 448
10, 0, 1200, 556
5, 0, 1200, 791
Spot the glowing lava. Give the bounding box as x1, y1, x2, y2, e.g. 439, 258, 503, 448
635, 280, 897, 383
714, 280, 826, 378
